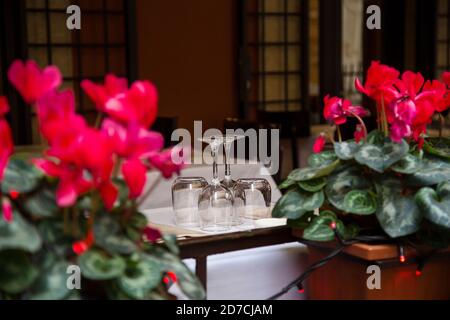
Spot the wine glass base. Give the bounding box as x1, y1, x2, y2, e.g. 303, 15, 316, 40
230, 219, 243, 226
200, 224, 231, 233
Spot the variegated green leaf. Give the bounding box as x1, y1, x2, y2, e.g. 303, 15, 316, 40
415, 182, 450, 229
298, 177, 326, 192
94, 215, 137, 255
406, 156, 450, 186
0, 211, 42, 253
355, 139, 409, 173
29, 261, 71, 300
375, 177, 422, 237
302, 211, 343, 242
423, 137, 450, 160
307, 151, 337, 168
325, 166, 372, 212
366, 130, 384, 144
1, 159, 42, 194
286, 212, 314, 229
23, 186, 58, 218
151, 248, 206, 300
343, 190, 376, 215
288, 159, 340, 181
272, 190, 308, 219
391, 153, 423, 174
273, 190, 324, 219
278, 178, 296, 190
78, 249, 126, 280
116, 255, 162, 300
334, 141, 360, 160
162, 234, 179, 255
0, 251, 39, 294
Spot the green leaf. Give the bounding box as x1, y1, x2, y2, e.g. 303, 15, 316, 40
130, 212, 149, 230
1, 159, 42, 194
94, 215, 137, 255
151, 248, 205, 300
287, 212, 314, 229
272, 191, 305, 219
341, 223, 360, 240
162, 234, 179, 255
343, 190, 376, 215
302, 211, 340, 242
37, 220, 72, 255
391, 153, 423, 174
278, 178, 296, 190
78, 249, 126, 280
366, 130, 384, 144
29, 261, 71, 300
354, 139, 409, 173
423, 137, 450, 160
325, 166, 373, 212
307, 151, 337, 168
272, 190, 324, 219
288, 159, 340, 181
116, 255, 162, 300
406, 156, 450, 186
415, 182, 450, 229
302, 211, 357, 242
375, 177, 422, 237
0, 250, 39, 294
0, 211, 42, 253
298, 177, 326, 192
23, 186, 58, 218
334, 141, 359, 160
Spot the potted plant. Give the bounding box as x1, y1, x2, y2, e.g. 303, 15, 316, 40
273, 61, 450, 299
0, 60, 204, 300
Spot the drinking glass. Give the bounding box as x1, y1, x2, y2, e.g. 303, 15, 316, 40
172, 177, 208, 227
221, 134, 245, 225
198, 136, 233, 232
233, 178, 272, 220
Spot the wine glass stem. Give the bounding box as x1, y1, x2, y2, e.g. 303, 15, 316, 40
211, 142, 220, 185
224, 141, 231, 181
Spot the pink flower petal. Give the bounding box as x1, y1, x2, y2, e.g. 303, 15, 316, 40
2, 198, 13, 223
313, 135, 326, 154
122, 158, 147, 199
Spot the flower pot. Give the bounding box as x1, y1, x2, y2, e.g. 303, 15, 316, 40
293, 230, 450, 300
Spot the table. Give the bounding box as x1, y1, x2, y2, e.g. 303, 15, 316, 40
178, 226, 298, 290
139, 162, 299, 296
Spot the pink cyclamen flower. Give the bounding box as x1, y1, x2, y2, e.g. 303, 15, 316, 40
2, 198, 13, 223
143, 226, 162, 243
148, 147, 185, 178
104, 80, 159, 127
0, 96, 9, 116
313, 134, 326, 153
101, 119, 164, 198
33, 126, 117, 209
323, 95, 369, 125
0, 97, 13, 181
388, 71, 434, 142
81, 74, 128, 112
355, 61, 400, 103
83, 76, 158, 128
7, 60, 62, 104
354, 125, 366, 143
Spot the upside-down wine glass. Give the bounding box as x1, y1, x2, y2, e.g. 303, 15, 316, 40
198, 136, 233, 232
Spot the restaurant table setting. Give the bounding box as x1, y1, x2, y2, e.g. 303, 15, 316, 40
139, 135, 284, 237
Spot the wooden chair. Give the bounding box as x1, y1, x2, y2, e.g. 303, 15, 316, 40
223, 118, 283, 184
257, 110, 311, 169
151, 116, 178, 148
